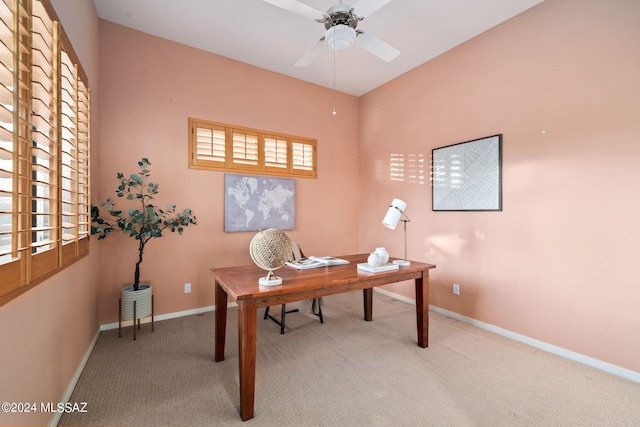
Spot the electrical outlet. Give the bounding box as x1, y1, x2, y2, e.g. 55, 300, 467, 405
184, 282, 192, 294
453, 283, 460, 295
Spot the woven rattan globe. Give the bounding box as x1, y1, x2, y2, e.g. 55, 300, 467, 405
249, 228, 292, 286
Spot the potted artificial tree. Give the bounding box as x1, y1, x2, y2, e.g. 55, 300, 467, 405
92, 158, 196, 338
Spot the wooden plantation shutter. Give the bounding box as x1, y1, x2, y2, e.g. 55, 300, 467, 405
0, 0, 91, 307
263, 135, 288, 172
188, 118, 317, 179
190, 119, 226, 168
9, 0, 33, 289
0, 0, 14, 272
292, 139, 316, 177
59, 48, 76, 248
0, 0, 26, 293
59, 30, 89, 266
231, 128, 258, 169
30, 0, 58, 281
76, 71, 89, 255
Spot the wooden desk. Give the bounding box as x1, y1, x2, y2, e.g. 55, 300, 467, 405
210, 254, 436, 421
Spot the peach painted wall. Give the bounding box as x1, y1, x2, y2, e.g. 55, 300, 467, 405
359, 0, 640, 373
0, 1, 100, 426
96, 21, 360, 324
3, 3, 637, 424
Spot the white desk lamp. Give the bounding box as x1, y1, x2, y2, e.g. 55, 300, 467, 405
382, 199, 411, 266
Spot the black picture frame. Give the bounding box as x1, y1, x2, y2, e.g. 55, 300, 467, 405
432, 134, 502, 211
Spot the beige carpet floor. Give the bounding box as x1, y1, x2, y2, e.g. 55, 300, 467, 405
59, 291, 640, 426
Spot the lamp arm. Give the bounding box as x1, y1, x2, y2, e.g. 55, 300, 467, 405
401, 218, 409, 261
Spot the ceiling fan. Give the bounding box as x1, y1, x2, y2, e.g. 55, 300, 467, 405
263, 0, 400, 67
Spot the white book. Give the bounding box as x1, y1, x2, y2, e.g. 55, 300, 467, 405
286, 256, 350, 270
356, 262, 400, 273
308, 256, 350, 266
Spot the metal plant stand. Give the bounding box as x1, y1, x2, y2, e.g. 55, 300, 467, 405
119, 295, 154, 340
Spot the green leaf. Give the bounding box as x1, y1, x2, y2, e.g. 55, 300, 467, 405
92, 159, 196, 277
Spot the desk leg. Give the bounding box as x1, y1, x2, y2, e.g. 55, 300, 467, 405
363, 288, 373, 321
238, 301, 258, 421
415, 274, 429, 348
214, 281, 228, 362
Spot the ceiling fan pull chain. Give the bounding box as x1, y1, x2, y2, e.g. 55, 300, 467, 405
332, 43, 337, 116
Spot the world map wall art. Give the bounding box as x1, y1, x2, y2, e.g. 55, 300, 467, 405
432, 134, 502, 211
224, 174, 296, 232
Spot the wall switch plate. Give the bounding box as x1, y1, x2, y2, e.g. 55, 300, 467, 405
184, 282, 192, 293
453, 283, 460, 295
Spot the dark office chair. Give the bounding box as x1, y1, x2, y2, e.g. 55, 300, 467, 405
263, 299, 324, 334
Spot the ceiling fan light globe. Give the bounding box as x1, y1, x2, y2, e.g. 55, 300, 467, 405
326, 25, 356, 51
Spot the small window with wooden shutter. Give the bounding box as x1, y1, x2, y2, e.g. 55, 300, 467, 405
188, 118, 317, 179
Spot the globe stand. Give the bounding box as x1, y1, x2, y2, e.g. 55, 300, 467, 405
259, 270, 282, 287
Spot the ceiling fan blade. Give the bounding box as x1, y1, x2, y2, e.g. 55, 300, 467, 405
263, 0, 325, 21
352, 0, 393, 17
295, 38, 325, 67
357, 32, 400, 62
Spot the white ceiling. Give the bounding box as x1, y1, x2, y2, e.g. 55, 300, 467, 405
93, 0, 543, 97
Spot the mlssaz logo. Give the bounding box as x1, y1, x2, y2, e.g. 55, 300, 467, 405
41, 402, 88, 413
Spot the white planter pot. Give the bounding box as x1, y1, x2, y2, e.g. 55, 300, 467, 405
120, 284, 153, 320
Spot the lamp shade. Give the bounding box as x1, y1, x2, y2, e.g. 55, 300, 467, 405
382, 199, 407, 230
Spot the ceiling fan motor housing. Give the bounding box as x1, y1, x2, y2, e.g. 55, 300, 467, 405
321, 4, 361, 30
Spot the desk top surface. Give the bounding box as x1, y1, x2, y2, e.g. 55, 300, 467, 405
210, 254, 436, 301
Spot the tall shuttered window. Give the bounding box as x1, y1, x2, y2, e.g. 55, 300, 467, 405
0, 0, 90, 307
189, 118, 317, 179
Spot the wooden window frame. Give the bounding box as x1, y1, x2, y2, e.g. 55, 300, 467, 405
0, 0, 91, 307
188, 118, 317, 179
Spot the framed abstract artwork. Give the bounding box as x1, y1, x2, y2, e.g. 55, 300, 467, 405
432, 134, 502, 211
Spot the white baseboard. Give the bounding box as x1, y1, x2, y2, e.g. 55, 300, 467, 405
373, 288, 640, 384
49, 328, 101, 426
99, 302, 237, 331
